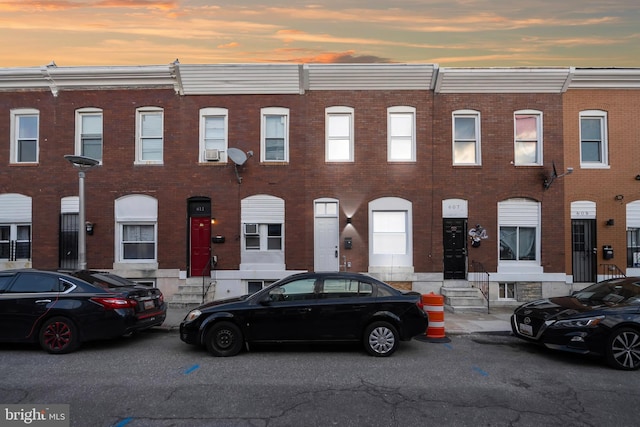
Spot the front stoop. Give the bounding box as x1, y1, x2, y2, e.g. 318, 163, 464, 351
441, 287, 489, 313
169, 277, 216, 308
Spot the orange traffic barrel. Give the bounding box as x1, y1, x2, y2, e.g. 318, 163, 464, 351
421, 292, 450, 343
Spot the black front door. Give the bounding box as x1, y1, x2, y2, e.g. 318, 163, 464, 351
443, 219, 467, 279
572, 219, 597, 282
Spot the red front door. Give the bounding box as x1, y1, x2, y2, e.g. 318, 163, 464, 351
190, 217, 211, 276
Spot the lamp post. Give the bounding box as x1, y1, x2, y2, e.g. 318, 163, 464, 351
64, 155, 99, 270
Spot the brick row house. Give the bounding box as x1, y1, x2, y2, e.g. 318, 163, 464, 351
1, 63, 639, 309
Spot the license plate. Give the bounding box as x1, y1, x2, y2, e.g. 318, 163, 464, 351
143, 300, 155, 310
519, 323, 533, 336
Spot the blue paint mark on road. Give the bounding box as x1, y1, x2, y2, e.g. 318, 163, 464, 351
184, 364, 200, 374
443, 343, 453, 350
472, 366, 489, 376
114, 417, 133, 427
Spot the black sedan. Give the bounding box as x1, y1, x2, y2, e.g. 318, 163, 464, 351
67, 270, 166, 333
0, 269, 165, 354
180, 272, 428, 357
511, 277, 640, 370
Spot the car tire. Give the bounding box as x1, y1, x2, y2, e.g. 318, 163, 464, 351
363, 321, 399, 357
606, 327, 640, 370
39, 316, 80, 354
205, 321, 243, 357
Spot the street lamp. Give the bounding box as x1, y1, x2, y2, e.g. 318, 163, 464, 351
64, 155, 99, 270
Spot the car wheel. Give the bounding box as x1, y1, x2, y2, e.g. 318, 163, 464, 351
39, 317, 79, 354
204, 321, 243, 357
364, 321, 399, 357
606, 327, 640, 370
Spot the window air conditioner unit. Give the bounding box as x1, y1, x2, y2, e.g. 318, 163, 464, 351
204, 149, 220, 161
244, 223, 259, 235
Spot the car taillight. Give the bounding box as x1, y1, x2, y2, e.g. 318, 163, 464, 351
416, 299, 425, 311
91, 297, 137, 309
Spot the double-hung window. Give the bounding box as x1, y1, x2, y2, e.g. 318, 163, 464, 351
261, 107, 288, 162
388, 106, 416, 162
0, 225, 31, 261
514, 110, 543, 165
11, 109, 39, 164
122, 224, 156, 260
115, 195, 158, 264
326, 106, 354, 162
136, 107, 163, 164
75, 108, 103, 161
244, 223, 282, 251
580, 110, 608, 168
452, 110, 481, 165
200, 107, 228, 162
498, 198, 541, 273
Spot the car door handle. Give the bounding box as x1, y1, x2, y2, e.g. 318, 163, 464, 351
35, 299, 52, 304
298, 308, 312, 313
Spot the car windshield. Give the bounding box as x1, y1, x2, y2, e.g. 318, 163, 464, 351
573, 279, 640, 304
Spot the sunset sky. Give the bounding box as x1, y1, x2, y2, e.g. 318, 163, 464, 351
1, 0, 639, 67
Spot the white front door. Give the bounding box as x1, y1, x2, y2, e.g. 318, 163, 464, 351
314, 200, 340, 272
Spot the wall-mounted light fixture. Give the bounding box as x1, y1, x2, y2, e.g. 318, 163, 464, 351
615, 194, 624, 201
635, 175, 640, 181
543, 161, 573, 190
606, 219, 615, 226
346, 217, 352, 225
211, 217, 216, 225
85, 221, 94, 235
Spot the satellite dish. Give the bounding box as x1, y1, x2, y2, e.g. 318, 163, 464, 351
227, 148, 247, 166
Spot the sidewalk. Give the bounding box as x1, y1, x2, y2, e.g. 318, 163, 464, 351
159, 305, 514, 336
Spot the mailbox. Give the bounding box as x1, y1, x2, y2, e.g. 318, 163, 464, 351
603, 245, 614, 260
344, 237, 353, 250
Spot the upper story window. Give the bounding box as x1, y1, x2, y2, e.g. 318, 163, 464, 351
387, 106, 416, 162
10, 109, 39, 164
326, 106, 354, 162
514, 110, 543, 166
452, 110, 481, 165
135, 107, 163, 164
580, 110, 608, 168
75, 108, 103, 162
261, 107, 289, 162
200, 108, 228, 163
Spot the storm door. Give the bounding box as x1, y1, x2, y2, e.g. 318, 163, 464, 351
572, 219, 596, 282
59, 213, 78, 270
443, 218, 467, 279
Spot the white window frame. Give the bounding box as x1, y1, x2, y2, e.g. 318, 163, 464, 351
498, 282, 517, 300
260, 107, 289, 162
579, 110, 609, 169
243, 223, 283, 251
75, 107, 103, 162
114, 195, 158, 265
326, 106, 354, 162
452, 110, 481, 165
135, 107, 164, 165
498, 198, 541, 273
387, 106, 416, 162
10, 108, 39, 164
199, 107, 228, 163
368, 197, 413, 269
513, 110, 543, 166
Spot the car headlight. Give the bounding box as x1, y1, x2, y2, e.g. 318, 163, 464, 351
185, 309, 202, 322
551, 315, 604, 329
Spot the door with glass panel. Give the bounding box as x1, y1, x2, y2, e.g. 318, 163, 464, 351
314, 200, 340, 272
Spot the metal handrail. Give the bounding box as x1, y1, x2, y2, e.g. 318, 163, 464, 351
470, 260, 490, 313
599, 263, 626, 281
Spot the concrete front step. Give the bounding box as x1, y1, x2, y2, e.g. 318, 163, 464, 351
441, 286, 488, 313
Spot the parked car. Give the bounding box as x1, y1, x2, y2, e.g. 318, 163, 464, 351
511, 277, 640, 370
67, 270, 166, 333
0, 269, 165, 354
180, 272, 428, 357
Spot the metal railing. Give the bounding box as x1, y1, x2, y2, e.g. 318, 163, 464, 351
599, 263, 626, 281
470, 260, 490, 313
